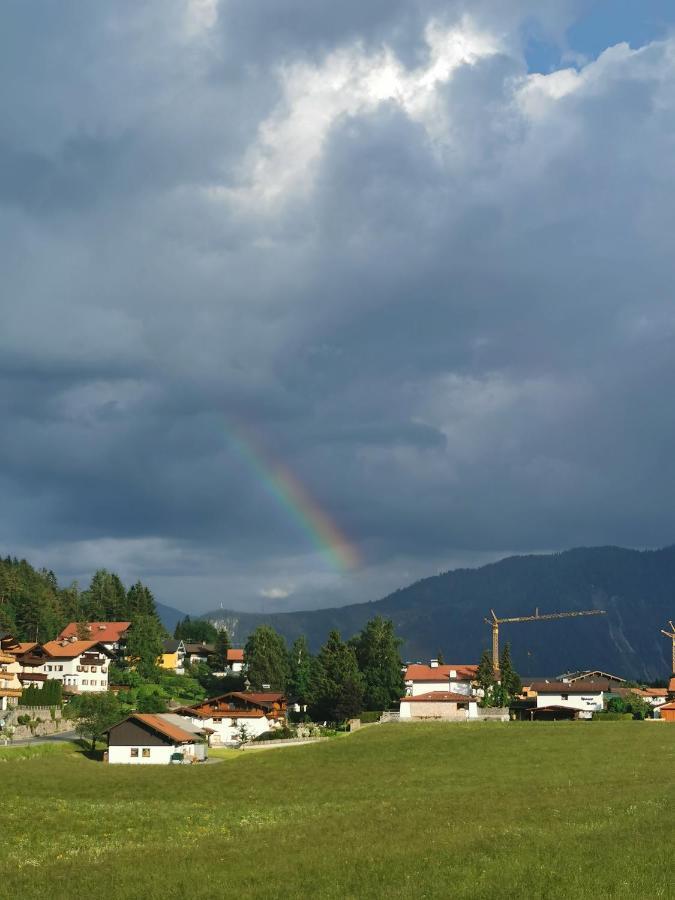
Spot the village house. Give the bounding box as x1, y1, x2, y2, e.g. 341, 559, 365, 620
159, 639, 186, 674
658, 700, 675, 722
399, 691, 479, 721
57, 622, 131, 655
16, 639, 113, 694
176, 691, 287, 745
183, 642, 215, 666
403, 661, 478, 697
227, 648, 245, 673
527, 679, 606, 718
106, 713, 210, 764
0, 634, 23, 710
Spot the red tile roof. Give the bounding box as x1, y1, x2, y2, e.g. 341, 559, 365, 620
41, 639, 110, 658
227, 648, 244, 662
404, 664, 478, 683
402, 691, 476, 703
58, 622, 131, 643
131, 714, 200, 743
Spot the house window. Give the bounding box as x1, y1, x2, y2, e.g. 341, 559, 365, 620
142, 748, 150, 758
47, 665, 53, 671
57, 665, 63, 672
561, 694, 568, 700
131, 748, 139, 758
91, 666, 97, 672
90, 680, 97, 686
82, 679, 88, 685
231, 718, 238, 727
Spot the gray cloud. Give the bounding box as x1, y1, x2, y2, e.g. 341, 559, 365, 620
2, 2, 675, 613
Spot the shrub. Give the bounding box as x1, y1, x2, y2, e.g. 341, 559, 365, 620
359, 711, 382, 724
253, 726, 297, 742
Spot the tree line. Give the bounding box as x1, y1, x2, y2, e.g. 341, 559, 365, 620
241, 617, 405, 721
0, 556, 164, 643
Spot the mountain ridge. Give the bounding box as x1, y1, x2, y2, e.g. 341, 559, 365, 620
200, 544, 675, 681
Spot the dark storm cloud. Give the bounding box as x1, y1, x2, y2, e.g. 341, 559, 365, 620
2, 1, 675, 611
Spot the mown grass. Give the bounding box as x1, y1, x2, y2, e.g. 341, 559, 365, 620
0, 723, 673, 899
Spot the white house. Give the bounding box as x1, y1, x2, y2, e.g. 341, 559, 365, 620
404, 662, 478, 697
399, 691, 479, 721
176, 691, 287, 745
106, 713, 209, 764
530, 680, 605, 717
19, 639, 113, 693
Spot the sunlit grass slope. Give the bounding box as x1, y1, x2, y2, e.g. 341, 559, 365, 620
1, 723, 673, 899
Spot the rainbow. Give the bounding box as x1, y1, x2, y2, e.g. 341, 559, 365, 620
225, 424, 360, 571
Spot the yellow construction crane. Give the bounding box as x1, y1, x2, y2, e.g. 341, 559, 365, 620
485, 607, 606, 675
661, 620, 675, 674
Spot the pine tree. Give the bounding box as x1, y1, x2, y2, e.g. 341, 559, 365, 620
126, 614, 165, 679
244, 625, 288, 690
498, 642, 521, 701
287, 636, 312, 703
308, 630, 365, 723
212, 628, 231, 671
476, 649, 497, 707
350, 617, 404, 711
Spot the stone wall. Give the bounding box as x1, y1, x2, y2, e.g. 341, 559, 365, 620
0, 706, 73, 741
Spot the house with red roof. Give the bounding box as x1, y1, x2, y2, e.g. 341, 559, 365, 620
106, 713, 210, 764
176, 691, 287, 745
400, 691, 479, 721
18, 639, 113, 694
57, 622, 131, 654
404, 660, 478, 697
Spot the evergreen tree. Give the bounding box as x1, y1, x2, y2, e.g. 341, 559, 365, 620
308, 630, 365, 723
212, 628, 231, 670
498, 642, 521, 700
126, 581, 160, 622
476, 649, 497, 707
287, 636, 312, 703
126, 614, 165, 679
350, 617, 404, 711
244, 625, 288, 691
82, 570, 128, 620
173, 615, 218, 643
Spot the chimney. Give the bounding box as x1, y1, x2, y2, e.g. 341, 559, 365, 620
449, 669, 457, 679
430, 659, 439, 668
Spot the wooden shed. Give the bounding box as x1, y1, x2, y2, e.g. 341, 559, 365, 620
658, 701, 675, 722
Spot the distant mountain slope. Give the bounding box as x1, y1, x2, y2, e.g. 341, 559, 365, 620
155, 601, 187, 633
201, 546, 675, 681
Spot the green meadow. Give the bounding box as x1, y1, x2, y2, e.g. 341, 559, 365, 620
1, 723, 673, 899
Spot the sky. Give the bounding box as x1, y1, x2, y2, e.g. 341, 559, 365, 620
3, 1, 675, 616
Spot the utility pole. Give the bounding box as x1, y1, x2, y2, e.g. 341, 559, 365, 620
484, 608, 606, 676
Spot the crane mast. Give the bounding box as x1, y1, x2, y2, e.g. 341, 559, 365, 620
485, 607, 606, 675
661, 620, 675, 674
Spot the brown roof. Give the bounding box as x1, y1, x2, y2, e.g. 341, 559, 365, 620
184, 643, 215, 654
41, 640, 111, 658
58, 622, 131, 643
6, 642, 38, 656
659, 701, 675, 711
130, 714, 199, 743
402, 691, 476, 703
530, 680, 607, 694
404, 664, 478, 683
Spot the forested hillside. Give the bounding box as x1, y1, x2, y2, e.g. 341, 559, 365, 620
202, 546, 675, 681
0, 556, 182, 641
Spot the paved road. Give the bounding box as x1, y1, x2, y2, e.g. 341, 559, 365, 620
2, 730, 79, 748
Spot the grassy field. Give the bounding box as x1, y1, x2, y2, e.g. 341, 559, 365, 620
1, 723, 673, 899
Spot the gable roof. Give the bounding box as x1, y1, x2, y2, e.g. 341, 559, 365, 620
227, 648, 244, 662
162, 639, 185, 654
530, 680, 606, 694
41, 639, 112, 659
559, 670, 626, 683
402, 691, 475, 703
659, 701, 675, 711
404, 664, 478, 683
184, 642, 215, 654
113, 713, 199, 744
58, 622, 131, 643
